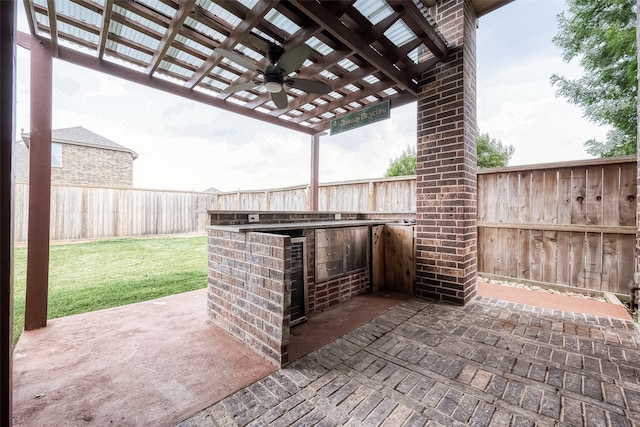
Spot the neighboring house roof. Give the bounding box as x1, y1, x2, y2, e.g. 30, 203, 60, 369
204, 187, 221, 193
13, 140, 30, 182
21, 126, 138, 159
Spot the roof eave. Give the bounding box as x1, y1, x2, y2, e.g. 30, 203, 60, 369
21, 133, 139, 159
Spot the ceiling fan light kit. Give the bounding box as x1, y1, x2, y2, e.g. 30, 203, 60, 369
218, 44, 331, 108
264, 82, 283, 93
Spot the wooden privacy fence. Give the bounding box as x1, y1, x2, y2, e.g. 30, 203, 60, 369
13, 184, 216, 242
12, 176, 416, 242
477, 156, 636, 297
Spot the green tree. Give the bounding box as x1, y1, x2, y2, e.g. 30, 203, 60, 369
551, 0, 637, 157
584, 129, 636, 157
477, 131, 515, 168
384, 145, 416, 177
384, 132, 514, 176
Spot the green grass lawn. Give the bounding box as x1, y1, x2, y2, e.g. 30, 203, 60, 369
13, 235, 208, 343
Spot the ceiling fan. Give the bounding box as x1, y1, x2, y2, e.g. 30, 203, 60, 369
218, 44, 332, 109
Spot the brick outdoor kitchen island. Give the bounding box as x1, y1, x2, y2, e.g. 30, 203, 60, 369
207, 211, 415, 367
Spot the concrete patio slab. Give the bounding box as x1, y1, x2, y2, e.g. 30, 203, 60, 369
478, 281, 633, 322
12, 289, 276, 427
12, 289, 412, 426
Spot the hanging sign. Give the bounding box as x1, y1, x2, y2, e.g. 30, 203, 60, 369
330, 100, 390, 135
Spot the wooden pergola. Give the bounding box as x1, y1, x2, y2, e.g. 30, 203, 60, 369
1, 0, 516, 423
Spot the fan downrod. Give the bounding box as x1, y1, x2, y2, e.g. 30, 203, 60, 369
267, 46, 284, 66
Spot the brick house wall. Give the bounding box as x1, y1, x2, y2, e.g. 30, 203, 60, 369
52, 144, 134, 187
16, 127, 136, 187
415, 0, 478, 305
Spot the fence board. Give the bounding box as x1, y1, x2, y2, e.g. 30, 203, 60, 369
601, 233, 619, 293
586, 166, 603, 226
520, 172, 532, 223
530, 171, 545, 223
558, 169, 572, 224
529, 229, 543, 282
620, 163, 636, 226
495, 173, 508, 222
504, 228, 518, 277
477, 173, 489, 222
543, 170, 558, 224
518, 228, 530, 279
507, 172, 519, 223
556, 231, 570, 285
542, 230, 557, 283
482, 227, 497, 274
570, 232, 585, 288
571, 168, 587, 225
618, 234, 635, 294
602, 164, 620, 226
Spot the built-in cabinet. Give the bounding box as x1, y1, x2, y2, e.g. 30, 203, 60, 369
372, 224, 415, 294
315, 226, 368, 282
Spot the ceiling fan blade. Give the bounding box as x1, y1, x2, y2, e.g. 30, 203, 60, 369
271, 89, 288, 109
286, 78, 331, 94
221, 81, 261, 94
277, 45, 310, 75
216, 48, 261, 73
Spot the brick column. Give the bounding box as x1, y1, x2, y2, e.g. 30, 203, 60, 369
415, 0, 477, 305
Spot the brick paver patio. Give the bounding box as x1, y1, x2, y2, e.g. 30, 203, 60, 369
179, 295, 640, 426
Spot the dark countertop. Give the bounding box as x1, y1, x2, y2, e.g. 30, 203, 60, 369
208, 219, 413, 233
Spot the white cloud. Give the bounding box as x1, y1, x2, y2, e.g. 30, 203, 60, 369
81, 73, 129, 99
477, 54, 608, 165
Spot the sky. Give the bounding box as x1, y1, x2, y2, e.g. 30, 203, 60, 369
14, 0, 609, 193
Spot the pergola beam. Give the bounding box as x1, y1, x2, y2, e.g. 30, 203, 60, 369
46, 0, 58, 57
145, 1, 192, 75
97, 0, 113, 60
388, 0, 447, 59
293, 80, 394, 123
185, 1, 277, 89
309, 91, 416, 134
32, 33, 316, 135
21, 0, 37, 37
290, 0, 418, 95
